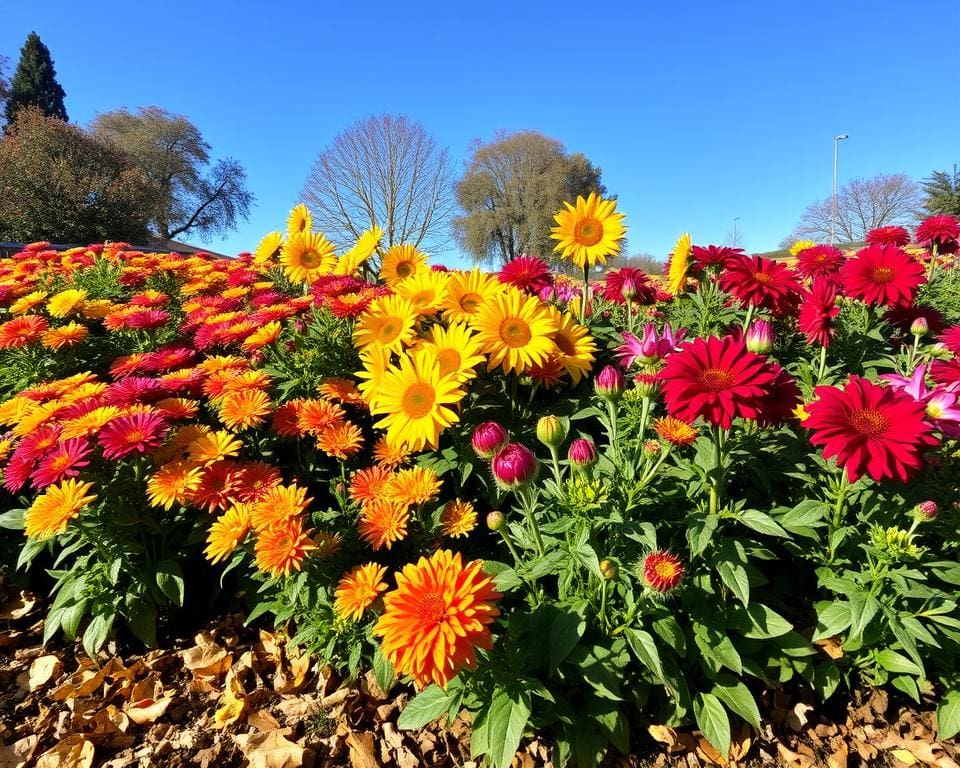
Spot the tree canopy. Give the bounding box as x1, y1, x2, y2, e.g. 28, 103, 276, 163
0, 108, 155, 243
92, 106, 253, 242
923, 165, 960, 219
4, 33, 67, 126
453, 131, 606, 267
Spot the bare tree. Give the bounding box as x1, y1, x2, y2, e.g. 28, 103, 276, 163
301, 114, 455, 253
783, 173, 924, 245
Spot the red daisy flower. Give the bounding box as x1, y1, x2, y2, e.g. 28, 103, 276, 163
140, 346, 195, 373
754, 364, 801, 427
931, 359, 960, 389
0, 315, 49, 349
805, 375, 937, 483
940, 326, 960, 355
232, 461, 283, 503
187, 461, 243, 512
916, 214, 960, 251
123, 309, 170, 330
103, 377, 168, 406
795, 245, 846, 280
659, 335, 779, 429
30, 438, 93, 489
642, 551, 684, 593
601, 267, 656, 305
798, 278, 841, 347
865, 226, 910, 248
98, 412, 170, 460
691, 244, 743, 269
840, 245, 925, 307
497, 255, 553, 295
719, 255, 800, 314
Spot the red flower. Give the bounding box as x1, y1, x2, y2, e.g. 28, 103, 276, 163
798, 278, 840, 347
719, 255, 800, 314
940, 326, 960, 355
98, 412, 169, 460
795, 245, 846, 280
916, 214, 960, 251
840, 245, 925, 307
755, 364, 801, 427
691, 244, 743, 269
642, 551, 684, 593
931, 359, 960, 389
866, 226, 910, 248
497, 256, 552, 295
0, 315, 49, 349
31, 439, 93, 489
659, 335, 779, 429
884, 305, 946, 337
805, 375, 937, 482
601, 267, 655, 304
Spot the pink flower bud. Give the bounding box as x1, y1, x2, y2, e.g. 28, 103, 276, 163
745, 319, 774, 354
915, 500, 938, 520
910, 317, 929, 337
472, 421, 508, 459
634, 372, 660, 398
595, 365, 625, 402
568, 438, 598, 470
491, 443, 538, 489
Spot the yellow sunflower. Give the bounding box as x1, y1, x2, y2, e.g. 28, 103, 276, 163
356, 346, 392, 408
254, 232, 284, 264
441, 268, 504, 324
370, 347, 465, 452
379, 244, 428, 284
470, 288, 559, 375
280, 231, 337, 284
335, 225, 383, 276
548, 308, 596, 383
287, 203, 312, 237
394, 270, 450, 316
353, 294, 417, 354
666, 232, 692, 295
551, 192, 627, 270
47, 289, 88, 318
416, 322, 485, 382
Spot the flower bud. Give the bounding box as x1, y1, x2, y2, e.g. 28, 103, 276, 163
486, 510, 505, 531
634, 372, 659, 399
910, 317, 929, 337
536, 415, 567, 448
472, 421, 508, 459
595, 365, 625, 402
643, 440, 661, 457
914, 500, 938, 521
491, 443, 538, 490
568, 437, 598, 471
745, 319, 774, 354
599, 559, 618, 580
621, 278, 638, 302
642, 551, 684, 593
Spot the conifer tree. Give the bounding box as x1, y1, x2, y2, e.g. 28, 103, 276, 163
4, 32, 68, 125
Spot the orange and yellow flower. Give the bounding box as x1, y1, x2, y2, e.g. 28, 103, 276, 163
254, 516, 317, 578
24, 479, 97, 539
334, 563, 389, 621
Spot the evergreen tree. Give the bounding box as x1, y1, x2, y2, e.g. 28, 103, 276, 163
4, 32, 68, 126
923, 165, 960, 218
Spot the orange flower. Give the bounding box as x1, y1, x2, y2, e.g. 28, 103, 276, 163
205, 503, 253, 563
187, 430, 244, 465
349, 466, 393, 507
24, 479, 97, 539
254, 516, 317, 578
652, 417, 698, 447
372, 436, 411, 470
373, 550, 501, 689
384, 467, 441, 508
242, 321, 282, 350
334, 563, 389, 621
42, 321, 88, 350
147, 461, 204, 510
218, 389, 272, 431
317, 377, 363, 405
297, 399, 345, 435
440, 499, 478, 538
316, 421, 364, 459
0, 315, 48, 348
358, 499, 410, 550
250, 484, 311, 531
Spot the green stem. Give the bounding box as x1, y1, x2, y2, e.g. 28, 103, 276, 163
742, 303, 755, 333
599, 580, 609, 630
580, 265, 590, 324
520, 486, 545, 556
708, 426, 724, 514
606, 400, 619, 459
498, 527, 523, 567
828, 471, 849, 562
639, 445, 672, 486
548, 445, 563, 486
926, 243, 939, 282
816, 344, 828, 381
626, 298, 634, 335
906, 333, 921, 372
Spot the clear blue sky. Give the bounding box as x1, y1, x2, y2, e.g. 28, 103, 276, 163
3, 1, 959, 266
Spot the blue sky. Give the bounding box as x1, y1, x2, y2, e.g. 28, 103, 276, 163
3, 1, 959, 266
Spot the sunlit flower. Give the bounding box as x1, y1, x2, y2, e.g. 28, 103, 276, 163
349, 466, 393, 507
254, 516, 317, 578
498, 256, 553, 295
335, 226, 383, 276
218, 389, 272, 431
795, 245, 846, 280
280, 231, 336, 283
316, 420, 364, 459
0, 315, 48, 348
373, 436, 411, 469
798, 278, 840, 347
841, 244, 925, 307
353, 294, 418, 353
395, 270, 450, 316
642, 551, 684, 593
385, 466, 442, 508
242, 321, 282, 350
334, 563, 389, 621
665, 233, 692, 295
720, 255, 801, 313
416, 322, 486, 383
251, 483, 312, 531
99, 411, 169, 460
147, 461, 204, 510
470, 288, 559, 375
47, 289, 88, 318
548, 309, 596, 383
30, 438, 92, 489
380, 244, 428, 284
551, 193, 627, 270
254, 231, 284, 264
358, 498, 410, 550
205, 503, 253, 563
24, 479, 96, 540
442, 268, 504, 323
187, 429, 244, 466
440, 499, 477, 538
286, 203, 312, 237
652, 417, 698, 446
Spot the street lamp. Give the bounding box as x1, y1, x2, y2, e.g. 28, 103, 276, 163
831, 134, 849, 245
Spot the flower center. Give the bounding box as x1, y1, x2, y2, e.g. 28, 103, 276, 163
410, 290, 435, 310
871, 266, 896, 283
654, 561, 678, 580
753, 271, 772, 285
436, 348, 461, 378
574, 217, 604, 247
376, 318, 400, 343
698, 367, 735, 391
459, 292, 482, 313
127, 429, 147, 444
402, 383, 437, 419
416, 591, 449, 626
301, 249, 323, 269
926, 402, 943, 418
396, 261, 415, 278
499, 317, 532, 348
51, 455, 71, 472
554, 332, 576, 356
849, 408, 889, 437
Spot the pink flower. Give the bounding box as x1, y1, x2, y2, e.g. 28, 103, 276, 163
615, 323, 686, 369
567, 438, 598, 470
491, 443, 538, 489
595, 365, 625, 401
471, 422, 509, 459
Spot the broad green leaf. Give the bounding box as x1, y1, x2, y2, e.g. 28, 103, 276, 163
938, 689, 960, 740
848, 592, 880, 642
60, 599, 88, 639
82, 613, 114, 657
398, 684, 456, 730
890, 675, 920, 704
126, 598, 157, 647
550, 609, 586, 676
156, 560, 185, 606
0, 508, 25, 530
17, 538, 46, 571
735, 509, 787, 537
875, 649, 922, 677
812, 662, 841, 701
739, 603, 792, 639
653, 616, 686, 658
711, 677, 761, 731
694, 692, 730, 756
812, 602, 851, 641
372, 645, 396, 694
717, 561, 750, 607
687, 514, 719, 558
484, 688, 532, 768
625, 628, 664, 682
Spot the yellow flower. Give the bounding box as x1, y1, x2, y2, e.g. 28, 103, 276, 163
24, 479, 97, 539
666, 232, 692, 295
287, 203, 312, 237
789, 239, 816, 257
470, 287, 559, 374
548, 308, 596, 384
416, 322, 485, 383
550, 192, 627, 270
147, 461, 205, 510
47, 289, 88, 318
188, 430, 244, 466
335, 226, 383, 276
441, 268, 504, 324
394, 270, 450, 316
254, 231, 284, 264
380, 244, 428, 284
10, 290, 47, 315
356, 346, 392, 409
205, 503, 253, 563
353, 294, 417, 354
41, 322, 88, 350
334, 563, 389, 621
440, 499, 478, 538
280, 231, 337, 283
370, 347, 465, 452
793, 403, 811, 422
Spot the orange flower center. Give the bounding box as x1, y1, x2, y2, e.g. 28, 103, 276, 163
396, 261, 415, 278
849, 408, 889, 437
51, 455, 71, 472
574, 217, 604, 247
698, 367, 735, 391
871, 266, 896, 283
553, 332, 576, 356
499, 317, 532, 348
301, 249, 324, 269
410, 290, 435, 309
126, 429, 147, 444
436, 348, 461, 378
753, 271, 772, 284
654, 561, 678, 579
376, 318, 401, 343
416, 592, 449, 626
459, 292, 482, 313
402, 383, 436, 419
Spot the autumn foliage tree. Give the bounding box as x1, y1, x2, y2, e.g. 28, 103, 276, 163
0, 108, 155, 243
453, 131, 606, 266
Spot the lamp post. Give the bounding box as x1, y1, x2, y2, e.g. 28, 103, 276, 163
831, 134, 849, 245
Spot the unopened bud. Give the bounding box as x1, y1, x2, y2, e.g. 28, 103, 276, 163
486, 510, 505, 531
910, 317, 929, 337
914, 500, 938, 521
595, 365, 625, 402
599, 559, 618, 580
536, 415, 568, 449
745, 319, 774, 354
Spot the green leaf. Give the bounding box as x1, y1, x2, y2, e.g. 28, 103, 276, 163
875, 649, 922, 677
717, 561, 750, 607
550, 609, 586, 676
372, 645, 396, 694
735, 509, 787, 537
126, 598, 157, 647
17, 538, 46, 571
938, 689, 960, 740
738, 603, 792, 639
653, 616, 686, 658
155, 560, 185, 606
813, 602, 851, 641
890, 675, 920, 704
711, 678, 761, 731
484, 688, 532, 768
848, 592, 880, 642
397, 684, 456, 730
82, 613, 114, 657
0, 508, 25, 530
60, 599, 88, 639
694, 692, 730, 756
812, 662, 841, 701
624, 628, 664, 683
687, 514, 719, 558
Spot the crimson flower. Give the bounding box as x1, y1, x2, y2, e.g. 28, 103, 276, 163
601, 267, 656, 304
840, 245, 925, 307
719, 255, 800, 314
795, 245, 846, 280
866, 226, 910, 247
755, 364, 801, 427
798, 278, 840, 347
940, 326, 960, 355
691, 244, 743, 269
642, 551, 684, 593
497, 256, 553, 295
659, 335, 779, 429
30, 438, 93, 489
916, 214, 960, 251
805, 375, 937, 483
98, 412, 170, 460
931, 359, 960, 389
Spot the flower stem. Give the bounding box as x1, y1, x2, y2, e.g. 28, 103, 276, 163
817, 345, 828, 381
599, 579, 609, 629
708, 426, 724, 514
520, 485, 545, 556
606, 400, 619, 459
580, 265, 590, 324
498, 526, 523, 567
547, 444, 563, 486
742, 303, 755, 333
626, 298, 634, 335
926, 243, 939, 282
828, 470, 849, 562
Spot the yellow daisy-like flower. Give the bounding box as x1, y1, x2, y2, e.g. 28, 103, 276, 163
188, 430, 244, 466
204, 503, 253, 564
334, 563, 389, 621
416, 322, 485, 383
373, 436, 411, 470
243, 321, 282, 351
147, 461, 205, 510
47, 289, 89, 318
218, 389, 272, 431
254, 231, 284, 264
440, 499, 478, 538
441, 268, 504, 324
394, 270, 450, 316
358, 499, 410, 551
666, 232, 692, 295
24, 479, 97, 540
380, 244, 428, 284
41, 322, 89, 350
551, 192, 627, 270
250, 484, 312, 531
548, 308, 596, 384
385, 466, 442, 508
369, 347, 465, 452
59, 405, 123, 439
353, 294, 417, 354
287, 203, 312, 237
335, 225, 383, 276
80, 299, 117, 319
357, 347, 392, 408
470, 288, 560, 375
789, 239, 816, 257
10, 290, 47, 315
280, 231, 337, 284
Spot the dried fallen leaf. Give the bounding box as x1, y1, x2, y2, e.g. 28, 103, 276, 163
695, 736, 728, 766
0, 591, 38, 620
182, 632, 231, 680
0, 734, 38, 768
346, 730, 379, 768
814, 636, 844, 659
125, 697, 173, 725
892, 750, 919, 766
648, 725, 697, 754
785, 702, 815, 732
234, 730, 309, 768
247, 709, 282, 732
17, 654, 61, 692
214, 668, 247, 728
35, 735, 95, 768
826, 740, 848, 768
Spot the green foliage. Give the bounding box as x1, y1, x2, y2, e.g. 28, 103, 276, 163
923, 165, 960, 218
4, 32, 67, 125
918, 264, 960, 324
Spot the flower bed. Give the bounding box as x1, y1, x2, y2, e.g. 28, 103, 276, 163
0, 201, 959, 767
